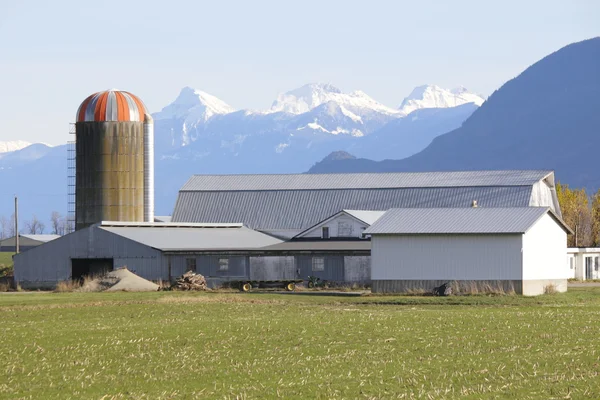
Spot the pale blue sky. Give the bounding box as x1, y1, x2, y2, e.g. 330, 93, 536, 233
0, 0, 598, 144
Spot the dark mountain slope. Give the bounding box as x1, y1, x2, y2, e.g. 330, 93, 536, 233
310, 37, 600, 190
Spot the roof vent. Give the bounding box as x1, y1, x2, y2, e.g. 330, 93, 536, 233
472, 200, 478, 208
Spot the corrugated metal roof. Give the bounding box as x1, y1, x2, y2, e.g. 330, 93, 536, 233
261, 240, 371, 252
344, 210, 387, 225
363, 207, 565, 235
180, 171, 552, 191
20, 234, 60, 242
172, 186, 534, 230
100, 226, 282, 251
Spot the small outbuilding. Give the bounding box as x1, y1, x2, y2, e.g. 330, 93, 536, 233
567, 248, 600, 280
0, 234, 60, 253
365, 207, 572, 296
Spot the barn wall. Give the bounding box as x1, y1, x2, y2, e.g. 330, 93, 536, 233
249, 256, 295, 280
529, 181, 558, 213
301, 215, 369, 239
344, 256, 371, 283
522, 213, 568, 295
14, 226, 165, 288
296, 255, 345, 282
371, 234, 523, 282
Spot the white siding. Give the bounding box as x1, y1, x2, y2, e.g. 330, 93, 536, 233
522, 213, 568, 280
371, 234, 523, 280
529, 180, 556, 212
301, 215, 369, 239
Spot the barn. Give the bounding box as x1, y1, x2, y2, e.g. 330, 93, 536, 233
364, 207, 572, 296
13, 170, 566, 290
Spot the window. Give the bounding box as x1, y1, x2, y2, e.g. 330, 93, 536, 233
569, 257, 574, 270
322, 227, 329, 239
312, 257, 325, 272
186, 258, 196, 272
218, 258, 229, 271
337, 220, 354, 237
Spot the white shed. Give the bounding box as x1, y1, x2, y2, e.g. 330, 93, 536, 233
364, 207, 572, 296
567, 248, 600, 280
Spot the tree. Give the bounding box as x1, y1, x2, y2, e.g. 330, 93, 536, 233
557, 183, 594, 247
0, 215, 8, 240
62, 216, 75, 235
7, 214, 16, 237
50, 211, 62, 235
25, 215, 45, 235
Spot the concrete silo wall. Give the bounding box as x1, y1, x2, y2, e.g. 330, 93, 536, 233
75, 121, 145, 230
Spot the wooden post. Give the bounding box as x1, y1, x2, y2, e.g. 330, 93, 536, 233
14, 195, 19, 254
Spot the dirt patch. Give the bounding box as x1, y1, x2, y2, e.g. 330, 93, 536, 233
80, 268, 159, 292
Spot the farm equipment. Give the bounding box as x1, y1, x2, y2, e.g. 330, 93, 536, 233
232, 279, 303, 292
307, 275, 329, 289
432, 282, 453, 296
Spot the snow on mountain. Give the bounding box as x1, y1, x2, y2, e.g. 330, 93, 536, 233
398, 85, 484, 115
154, 87, 235, 122
153, 87, 236, 147
268, 83, 401, 116
0, 140, 33, 153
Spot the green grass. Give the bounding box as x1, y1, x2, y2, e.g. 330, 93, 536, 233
0, 252, 14, 278
1, 289, 600, 399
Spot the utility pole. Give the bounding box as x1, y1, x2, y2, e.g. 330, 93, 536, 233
14, 195, 19, 254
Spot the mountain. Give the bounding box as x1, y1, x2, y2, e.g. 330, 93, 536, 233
0, 83, 481, 226
398, 85, 484, 115
269, 83, 401, 117
308, 37, 600, 191
0, 140, 33, 155
0, 143, 56, 166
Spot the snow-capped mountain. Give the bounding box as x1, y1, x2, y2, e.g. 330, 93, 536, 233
0, 140, 33, 154
268, 83, 401, 117
398, 85, 484, 115
1, 83, 482, 227
153, 87, 236, 147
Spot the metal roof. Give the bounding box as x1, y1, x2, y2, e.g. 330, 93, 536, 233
99, 226, 282, 251
76, 89, 149, 122
261, 240, 371, 252
180, 171, 553, 191
20, 234, 60, 242
343, 210, 387, 225
364, 207, 571, 235
172, 186, 535, 230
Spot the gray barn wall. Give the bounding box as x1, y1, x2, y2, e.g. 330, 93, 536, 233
14, 226, 165, 288
296, 255, 345, 282
344, 256, 371, 283
250, 256, 295, 281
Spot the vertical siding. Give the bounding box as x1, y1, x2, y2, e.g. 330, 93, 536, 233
14, 226, 166, 283
522, 213, 568, 280
344, 256, 371, 283
371, 234, 523, 280
169, 255, 249, 279
249, 256, 295, 280
302, 215, 369, 239
296, 256, 345, 282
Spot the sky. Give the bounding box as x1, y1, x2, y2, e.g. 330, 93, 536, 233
0, 0, 598, 145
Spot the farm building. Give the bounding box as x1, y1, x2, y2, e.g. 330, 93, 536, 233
0, 234, 60, 253
567, 248, 600, 280
13, 170, 566, 290
365, 207, 572, 296
171, 171, 562, 235
12, 221, 370, 289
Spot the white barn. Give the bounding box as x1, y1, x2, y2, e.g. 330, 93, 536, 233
365, 207, 572, 296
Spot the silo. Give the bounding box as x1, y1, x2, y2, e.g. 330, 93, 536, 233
75, 89, 154, 230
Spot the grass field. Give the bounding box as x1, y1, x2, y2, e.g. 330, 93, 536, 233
1, 289, 600, 399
